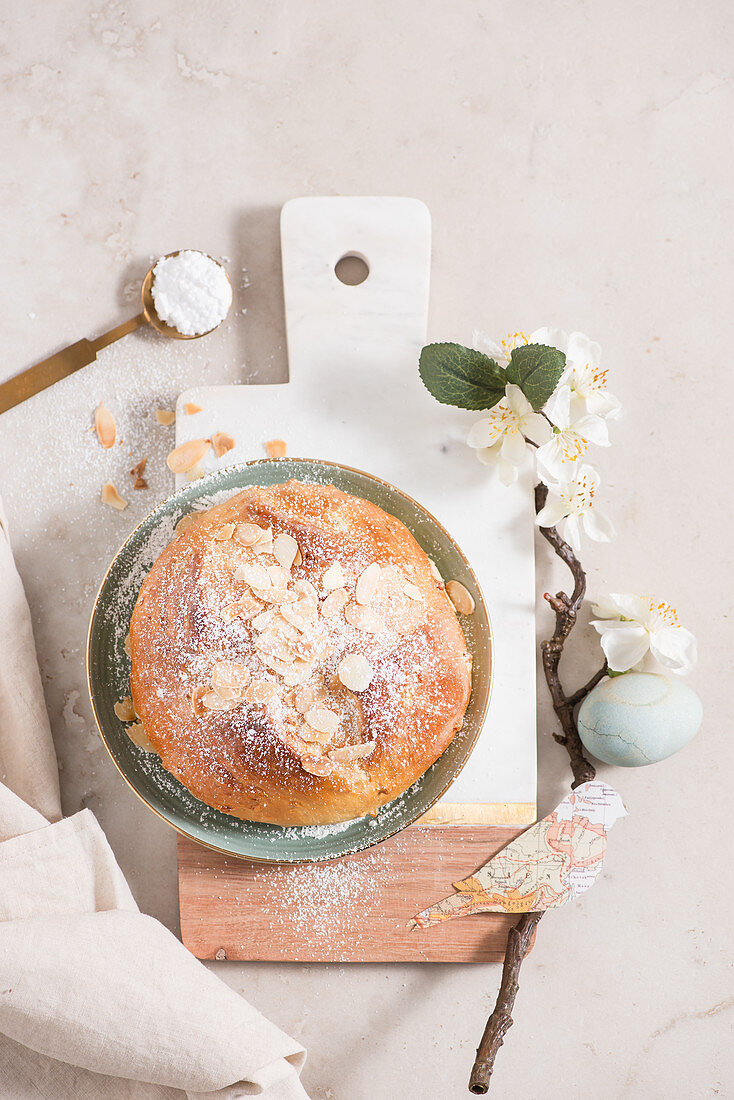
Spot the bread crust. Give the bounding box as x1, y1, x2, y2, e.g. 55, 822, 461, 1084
129, 480, 471, 825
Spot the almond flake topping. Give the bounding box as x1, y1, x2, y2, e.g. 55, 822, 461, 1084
446, 580, 475, 615
330, 740, 377, 763
322, 561, 346, 590
345, 601, 384, 634
304, 707, 339, 735
186, 464, 205, 481
294, 685, 315, 713
212, 523, 236, 541
404, 582, 422, 601
301, 723, 332, 746
184, 402, 202, 415
235, 562, 271, 589
321, 588, 348, 618
123, 632, 131, 657
220, 593, 265, 621
156, 408, 176, 426
114, 697, 136, 722
234, 523, 266, 546
201, 691, 239, 712
301, 755, 333, 777
94, 403, 116, 448
167, 438, 211, 473
273, 533, 299, 571
175, 513, 196, 535
429, 559, 443, 583
211, 661, 251, 699
101, 482, 128, 510
356, 562, 381, 605
338, 653, 373, 692
211, 431, 236, 458
244, 680, 280, 705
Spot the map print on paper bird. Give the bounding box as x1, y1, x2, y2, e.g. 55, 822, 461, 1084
409, 781, 627, 929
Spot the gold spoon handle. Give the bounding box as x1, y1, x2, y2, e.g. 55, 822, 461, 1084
0, 313, 148, 415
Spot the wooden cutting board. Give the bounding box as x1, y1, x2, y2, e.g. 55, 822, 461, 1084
176, 198, 537, 961
178, 826, 525, 962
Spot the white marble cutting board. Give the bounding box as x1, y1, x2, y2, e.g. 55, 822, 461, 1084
175, 196, 536, 823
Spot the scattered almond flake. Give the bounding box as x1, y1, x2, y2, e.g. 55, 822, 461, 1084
273, 532, 298, 571
234, 522, 266, 546
293, 548, 303, 567
356, 562, 381, 605
251, 607, 277, 631
305, 707, 339, 735
301, 723, 332, 746
175, 513, 197, 535
294, 685, 315, 713
282, 659, 314, 686
446, 579, 475, 615
94, 403, 116, 448
114, 696, 136, 722
404, 582, 422, 601
201, 690, 239, 712
255, 631, 296, 663
252, 538, 275, 557
211, 431, 236, 458
280, 603, 311, 632
129, 457, 147, 483
429, 559, 443, 583
300, 754, 334, 777
293, 578, 319, 603
192, 684, 208, 716
156, 408, 176, 426
184, 402, 203, 415
212, 523, 236, 541
127, 721, 156, 752
234, 562, 271, 589
338, 653, 373, 692
330, 740, 377, 763
265, 439, 287, 458
211, 661, 251, 699
101, 482, 128, 510
244, 680, 279, 705
267, 564, 291, 588
322, 561, 346, 590
166, 438, 211, 474
260, 653, 294, 676
321, 588, 348, 618
344, 601, 384, 634
220, 593, 265, 622
123, 632, 131, 657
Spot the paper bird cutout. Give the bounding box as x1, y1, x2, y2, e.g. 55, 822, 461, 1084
409, 781, 627, 929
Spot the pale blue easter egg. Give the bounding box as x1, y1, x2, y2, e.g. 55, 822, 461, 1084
577, 672, 702, 767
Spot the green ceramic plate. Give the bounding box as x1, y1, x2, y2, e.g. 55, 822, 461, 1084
87, 458, 492, 862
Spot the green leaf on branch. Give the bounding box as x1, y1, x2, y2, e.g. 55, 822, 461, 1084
505, 343, 566, 411
418, 343, 506, 410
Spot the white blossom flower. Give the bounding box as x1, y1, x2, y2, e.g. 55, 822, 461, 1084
591, 594, 697, 675
529, 327, 621, 421
472, 329, 530, 366
536, 384, 610, 480
535, 463, 615, 552
467, 383, 551, 484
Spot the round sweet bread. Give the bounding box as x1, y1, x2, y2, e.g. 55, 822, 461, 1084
129, 479, 472, 826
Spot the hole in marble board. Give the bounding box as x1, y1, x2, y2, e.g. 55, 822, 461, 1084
334, 253, 369, 285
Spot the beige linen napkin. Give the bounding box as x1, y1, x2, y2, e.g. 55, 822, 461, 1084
0, 502, 309, 1099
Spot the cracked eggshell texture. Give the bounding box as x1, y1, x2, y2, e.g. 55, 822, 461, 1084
577, 673, 703, 767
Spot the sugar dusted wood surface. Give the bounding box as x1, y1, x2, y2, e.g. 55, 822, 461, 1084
178, 827, 525, 963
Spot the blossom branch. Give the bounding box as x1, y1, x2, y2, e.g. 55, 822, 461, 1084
467, 485, 603, 1094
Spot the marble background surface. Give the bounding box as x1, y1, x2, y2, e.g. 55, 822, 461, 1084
1, 2, 732, 1096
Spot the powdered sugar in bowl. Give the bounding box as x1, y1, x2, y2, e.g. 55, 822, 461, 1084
141, 250, 232, 339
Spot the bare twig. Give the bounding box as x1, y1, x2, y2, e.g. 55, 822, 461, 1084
468, 911, 544, 1094
468, 483, 606, 1093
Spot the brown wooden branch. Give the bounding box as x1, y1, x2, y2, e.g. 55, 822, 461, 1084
467, 483, 608, 1093
468, 911, 544, 1094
